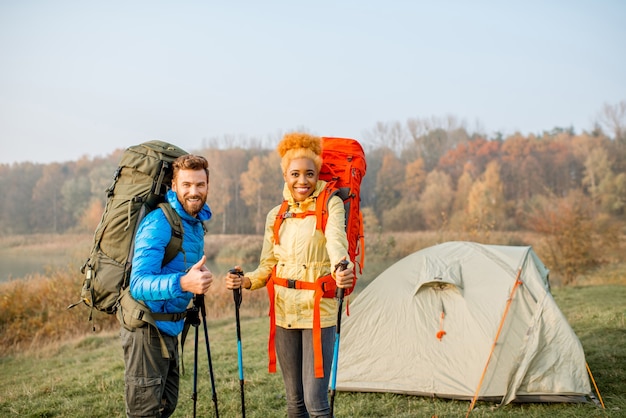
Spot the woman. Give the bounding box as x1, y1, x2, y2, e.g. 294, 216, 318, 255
225, 132, 354, 417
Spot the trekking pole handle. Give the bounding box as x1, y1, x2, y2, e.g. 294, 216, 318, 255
229, 268, 244, 308
334, 259, 349, 299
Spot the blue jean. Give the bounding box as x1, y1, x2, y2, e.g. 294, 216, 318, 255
275, 326, 336, 418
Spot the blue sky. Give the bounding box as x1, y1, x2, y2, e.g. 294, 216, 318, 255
1, 1, 624, 164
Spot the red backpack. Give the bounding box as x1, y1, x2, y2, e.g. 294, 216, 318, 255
318, 136, 367, 283
268, 137, 367, 377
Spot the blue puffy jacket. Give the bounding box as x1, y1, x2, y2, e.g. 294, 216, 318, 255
130, 189, 212, 336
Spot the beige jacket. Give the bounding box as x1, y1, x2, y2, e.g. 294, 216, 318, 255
247, 180, 351, 329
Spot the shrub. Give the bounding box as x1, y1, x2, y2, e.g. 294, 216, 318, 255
524, 190, 597, 285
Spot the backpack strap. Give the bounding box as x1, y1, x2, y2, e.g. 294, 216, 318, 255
158, 202, 184, 266
315, 183, 338, 234
272, 184, 338, 245
272, 201, 290, 245
117, 287, 186, 359
179, 298, 198, 376
267, 267, 336, 378
272, 200, 317, 245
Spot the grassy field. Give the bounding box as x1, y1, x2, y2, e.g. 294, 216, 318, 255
0, 283, 624, 417
0, 232, 624, 417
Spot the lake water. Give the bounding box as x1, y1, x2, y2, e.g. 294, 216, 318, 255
0, 253, 71, 282
0, 250, 84, 282
0, 249, 242, 283
0, 234, 93, 282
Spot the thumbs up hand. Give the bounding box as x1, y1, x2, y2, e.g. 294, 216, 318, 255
193, 255, 210, 272
180, 255, 213, 295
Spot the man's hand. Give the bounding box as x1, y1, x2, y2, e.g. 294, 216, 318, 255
180, 255, 213, 294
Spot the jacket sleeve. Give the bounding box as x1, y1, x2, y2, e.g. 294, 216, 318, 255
246, 205, 280, 290
129, 210, 187, 301
324, 195, 353, 274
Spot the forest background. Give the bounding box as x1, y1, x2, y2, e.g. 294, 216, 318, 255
2, 102, 625, 286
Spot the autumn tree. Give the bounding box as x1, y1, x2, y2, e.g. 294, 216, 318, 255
466, 161, 507, 230
437, 136, 500, 186
240, 152, 283, 234
363, 121, 409, 155
599, 172, 626, 216
418, 170, 453, 229
405, 115, 470, 171
203, 148, 251, 234
449, 163, 475, 229
361, 206, 380, 236
582, 147, 611, 215
61, 175, 92, 227
382, 200, 424, 231
31, 163, 70, 233
358, 146, 381, 210
408, 128, 450, 172
0, 163, 43, 234
524, 190, 595, 285
403, 158, 426, 201
597, 100, 626, 143
499, 134, 544, 203
378, 156, 426, 231
373, 149, 404, 218
537, 132, 585, 196
379, 154, 426, 231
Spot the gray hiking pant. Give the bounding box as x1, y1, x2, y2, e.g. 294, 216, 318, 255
275, 326, 335, 418
120, 325, 179, 418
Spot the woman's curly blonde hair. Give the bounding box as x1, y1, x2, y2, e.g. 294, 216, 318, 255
277, 132, 323, 174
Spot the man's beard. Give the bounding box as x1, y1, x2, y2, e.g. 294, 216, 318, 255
179, 195, 206, 217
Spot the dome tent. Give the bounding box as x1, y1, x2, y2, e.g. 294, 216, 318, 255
335, 241, 592, 405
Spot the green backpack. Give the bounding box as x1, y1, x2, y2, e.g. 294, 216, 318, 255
69, 141, 188, 332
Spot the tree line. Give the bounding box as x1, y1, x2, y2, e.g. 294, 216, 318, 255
2, 103, 625, 243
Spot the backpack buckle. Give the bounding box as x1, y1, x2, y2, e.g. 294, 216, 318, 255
287, 279, 297, 289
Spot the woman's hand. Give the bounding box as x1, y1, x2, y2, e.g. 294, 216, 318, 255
335, 259, 355, 289
225, 265, 251, 290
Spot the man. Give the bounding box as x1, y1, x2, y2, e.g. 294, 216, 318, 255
121, 154, 213, 418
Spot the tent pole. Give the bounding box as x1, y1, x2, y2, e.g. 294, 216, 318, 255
586, 362, 605, 409
466, 265, 524, 417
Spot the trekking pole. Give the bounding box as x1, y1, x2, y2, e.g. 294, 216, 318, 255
196, 293, 220, 418
229, 268, 246, 418
329, 259, 349, 417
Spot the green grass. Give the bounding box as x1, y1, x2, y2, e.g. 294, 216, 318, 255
1, 285, 624, 418
1, 232, 624, 417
